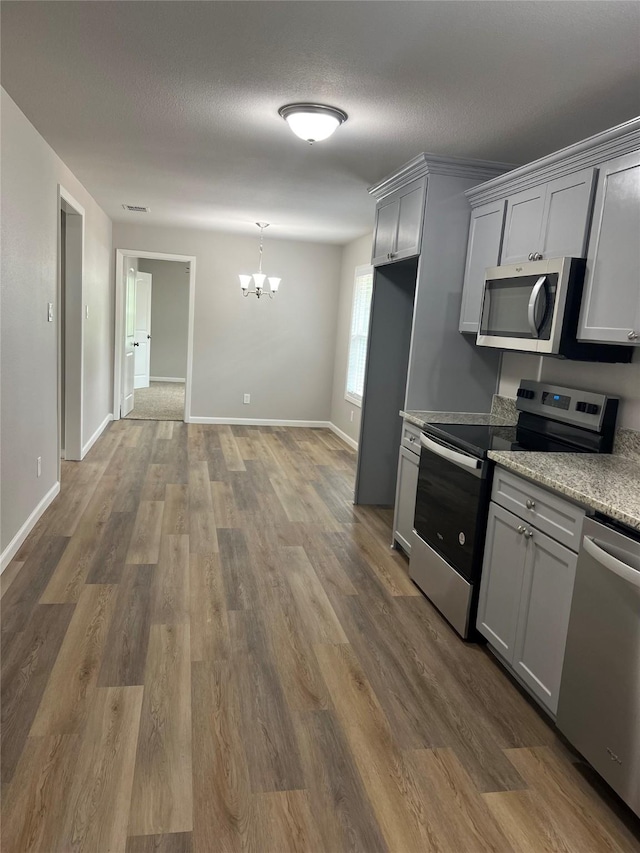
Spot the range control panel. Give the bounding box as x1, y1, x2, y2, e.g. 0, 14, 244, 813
516, 380, 618, 434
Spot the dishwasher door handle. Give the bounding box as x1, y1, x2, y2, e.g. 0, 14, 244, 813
583, 535, 640, 589
420, 435, 481, 472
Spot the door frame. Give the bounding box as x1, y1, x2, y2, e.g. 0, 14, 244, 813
114, 249, 196, 421
133, 271, 153, 390
58, 185, 85, 467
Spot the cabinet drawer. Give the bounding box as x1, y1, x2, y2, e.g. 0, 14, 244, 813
492, 468, 585, 551
401, 421, 421, 453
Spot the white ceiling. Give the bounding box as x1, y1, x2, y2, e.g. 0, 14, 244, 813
2, 1, 639, 243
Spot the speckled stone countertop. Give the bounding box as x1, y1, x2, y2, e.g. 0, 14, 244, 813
488, 451, 640, 532
400, 410, 516, 429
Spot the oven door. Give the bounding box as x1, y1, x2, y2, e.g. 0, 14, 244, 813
477, 258, 571, 354
413, 434, 489, 583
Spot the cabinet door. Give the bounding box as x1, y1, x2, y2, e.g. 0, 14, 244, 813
393, 445, 419, 554
513, 528, 577, 715
578, 150, 640, 345
539, 168, 597, 259
476, 503, 528, 661
459, 200, 506, 333
501, 185, 546, 264
372, 196, 400, 265
394, 178, 426, 261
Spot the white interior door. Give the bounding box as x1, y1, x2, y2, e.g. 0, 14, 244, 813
134, 272, 152, 389
122, 264, 136, 415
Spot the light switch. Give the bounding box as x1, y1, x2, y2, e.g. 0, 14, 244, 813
47, 302, 54, 322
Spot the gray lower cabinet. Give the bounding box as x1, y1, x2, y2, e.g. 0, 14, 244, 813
458, 199, 506, 333
478, 486, 580, 716
371, 177, 426, 266
393, 443, 419, 554
578, 150, 640, 345
501, 168, 596, 265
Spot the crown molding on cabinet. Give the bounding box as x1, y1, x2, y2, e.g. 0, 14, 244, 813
368, 153, 516, 200
465, 116, 640, 207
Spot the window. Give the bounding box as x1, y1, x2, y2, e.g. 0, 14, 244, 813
345, 264, 373, 406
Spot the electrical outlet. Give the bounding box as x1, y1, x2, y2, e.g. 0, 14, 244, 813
243, 393, 251, 405
47, 303, 54, 322
37, 456, 42, 478
350, 410, 354, 422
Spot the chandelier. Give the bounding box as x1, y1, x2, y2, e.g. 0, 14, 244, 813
239, 222, 281, 299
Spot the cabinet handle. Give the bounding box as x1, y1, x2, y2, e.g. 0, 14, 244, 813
389, 251, 395, 259
517, 525, 526, 535
533, 252, 543, 261
628, 331, 639, 341
526, 499, 535, 510
528, 253, 534, 261
524, 529, 534, 539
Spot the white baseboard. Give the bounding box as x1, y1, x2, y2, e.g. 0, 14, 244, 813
189, 417, 332, 428
328, 422, 359, 450
1, 481, 61, 573
82, 413, 113, 458
150, 376, 186, 383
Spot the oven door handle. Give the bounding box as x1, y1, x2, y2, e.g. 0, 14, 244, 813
527, 275, 548, 339
420, 435, 481, 472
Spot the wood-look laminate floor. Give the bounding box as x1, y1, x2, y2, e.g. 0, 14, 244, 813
2, 420, 639, 853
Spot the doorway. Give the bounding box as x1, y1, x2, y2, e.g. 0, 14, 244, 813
58, 187, 84, 464
114, 250, 195, 422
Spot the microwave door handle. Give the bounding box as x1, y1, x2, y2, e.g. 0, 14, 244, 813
420, 435, 481, 471
527, 276, 547, 338
582, 536, 640, 589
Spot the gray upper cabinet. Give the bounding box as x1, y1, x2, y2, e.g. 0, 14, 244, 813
458, 200, 506, 333
371, 177, 426, 266
578, 150, 640, 345
501, 168, 596, 265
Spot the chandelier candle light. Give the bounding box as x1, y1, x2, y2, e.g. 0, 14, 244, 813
239, 222, 281, 299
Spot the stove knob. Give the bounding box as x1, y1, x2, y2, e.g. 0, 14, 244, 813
517, 388, 535, 400
576, 401, 599, 415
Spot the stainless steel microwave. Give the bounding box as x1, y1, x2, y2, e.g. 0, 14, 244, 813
476, 258, 632, 363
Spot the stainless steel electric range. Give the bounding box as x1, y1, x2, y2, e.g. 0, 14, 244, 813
409, 380, 619, 639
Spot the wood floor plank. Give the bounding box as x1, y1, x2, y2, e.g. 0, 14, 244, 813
1, 734, 80, 852
218, 528, 260, 611
127, 500, 165, 564
44, 462, 106, 536
157, 420, 175, 440
142, 463, 171, 501
189, 552, 230, 661
151, 534, 190, 624
1, 535, 69, 637
0, 559, 23, 600
252, 790, 325, 853
295, 710, 388, 853
129, 623, 193, 836
127, 832, 192, 853
189, 461, 219, 554
191, 660, 251, 853
29, 583, 118, 736
486, 747, 640, 852
163, 484, 190, 534
85, 510, 137, 584
218, 425, 247, 472
39, 516, 106, 602
1, 603, 75, 785
211, 480, 242, 528
60, 686, 144, 852
98, 565, 154, 687
282, 545, 348, 644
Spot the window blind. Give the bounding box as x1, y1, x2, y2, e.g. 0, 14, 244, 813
345, 265, 373, 405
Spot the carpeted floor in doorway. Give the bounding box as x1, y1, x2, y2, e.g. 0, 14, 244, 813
126, 381, 185, 421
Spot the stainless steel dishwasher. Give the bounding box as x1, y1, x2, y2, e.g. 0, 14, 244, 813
557, 516, 640, 818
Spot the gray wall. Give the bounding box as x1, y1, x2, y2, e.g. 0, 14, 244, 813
1, 88, 113, 554
113, 223, 342, 421
499, 351, 640, 429
329, 233, 373, 445
138, 258, 189, 380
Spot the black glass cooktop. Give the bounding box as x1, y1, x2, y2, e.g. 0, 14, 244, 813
423, 423, 519, 457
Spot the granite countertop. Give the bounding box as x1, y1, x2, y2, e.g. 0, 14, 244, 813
401, 410, 516, 429
488, 451, 640, 532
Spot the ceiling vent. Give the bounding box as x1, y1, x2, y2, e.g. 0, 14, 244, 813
122, 204, 150, 213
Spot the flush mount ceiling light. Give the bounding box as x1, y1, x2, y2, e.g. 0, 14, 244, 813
278, 103, 348, 144
239, 223, 281, 299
